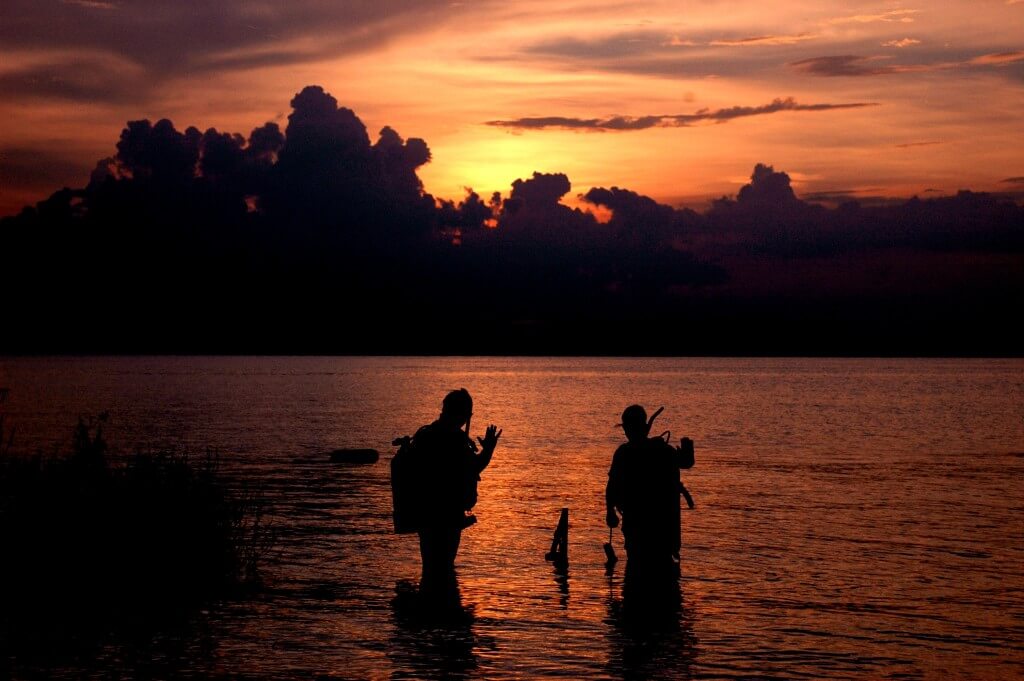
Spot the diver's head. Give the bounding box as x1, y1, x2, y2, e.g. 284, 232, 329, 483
619, 404, 649, 443
440, 388, 473, 427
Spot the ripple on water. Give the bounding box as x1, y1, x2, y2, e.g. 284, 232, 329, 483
2, 356, 1023, 679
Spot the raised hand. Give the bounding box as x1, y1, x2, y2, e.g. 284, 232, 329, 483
478, 424, 502, 454
676, 436, 695, 469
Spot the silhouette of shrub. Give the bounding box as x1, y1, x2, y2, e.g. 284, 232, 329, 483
0, 412, 274, 626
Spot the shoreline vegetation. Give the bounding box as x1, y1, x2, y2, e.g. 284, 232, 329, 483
0, 391, 274, 645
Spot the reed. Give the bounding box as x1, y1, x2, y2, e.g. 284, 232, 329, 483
0, 411, 275, 624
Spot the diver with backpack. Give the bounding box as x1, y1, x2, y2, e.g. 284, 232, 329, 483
605, 405, 695, 582
391, 389, 501, 594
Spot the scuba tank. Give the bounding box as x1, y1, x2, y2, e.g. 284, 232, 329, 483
390, 435, 420, 534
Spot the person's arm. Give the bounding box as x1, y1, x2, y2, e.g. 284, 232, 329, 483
606, 450, 622, 527
475, 424, 502, 473
605, 481, 620, 528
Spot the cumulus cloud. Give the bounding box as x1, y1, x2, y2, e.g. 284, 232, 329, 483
260, 86, 436, 233
737, 164, 799, 207
509, 172, 571, 206
486, 98, 876, 131
582, 185, 696, 247
2, 85, 1021, 355
115, 119, 202, 184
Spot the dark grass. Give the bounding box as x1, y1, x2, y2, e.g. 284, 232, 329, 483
0, 397, 274, 652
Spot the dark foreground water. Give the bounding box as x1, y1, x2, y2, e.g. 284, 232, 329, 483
1, 357, 1023, 679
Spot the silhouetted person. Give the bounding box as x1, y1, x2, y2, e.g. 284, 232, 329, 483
409, 389, 501, 593
606, 405, 695, 580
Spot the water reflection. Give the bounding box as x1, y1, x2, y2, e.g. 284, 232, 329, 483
389, 578, 479, 680
606, 570, 697, 681
553, 563, 570, 610
4, 357, 1023, 678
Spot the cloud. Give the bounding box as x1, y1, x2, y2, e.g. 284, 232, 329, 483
895, 141, 943, 148
526, 31, 674, 60
2, 83, 1022, 355
710, 34, 816, 47
485, 98, 876, 131
1002, 177, 1024, 184
829, 9, 920, 24
60, 0, 116, 8
0, 147, 89, 189
486, 115, 661, 131
882, 38, 921, 48
790, 55, 925, 76
970, 51, 1024, 65
528, 29, 817, 57
0, 145, 100, 216
0, 0, 476, 103
582, 185, 694, 247
0, 57, 145, 102
509, 172, 571, 206
736, 164, 799, 207
800, 189, 905, 208
512, 26, 1007, 83
794, 50, 1024, 77
262, 86, 435, 231
662, 35, 698, 47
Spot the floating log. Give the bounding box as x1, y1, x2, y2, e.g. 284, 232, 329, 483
328, 448, 379, 464
544, 508, 569, 568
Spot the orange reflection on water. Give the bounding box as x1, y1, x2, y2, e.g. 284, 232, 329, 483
1, 356, 1022, 678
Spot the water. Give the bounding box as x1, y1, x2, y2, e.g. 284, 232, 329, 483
1, 356, 1023, 679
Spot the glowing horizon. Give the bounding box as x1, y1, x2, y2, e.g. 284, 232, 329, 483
1, 0, 1022, 216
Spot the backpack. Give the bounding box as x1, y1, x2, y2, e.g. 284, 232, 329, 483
390, 426, 481, 533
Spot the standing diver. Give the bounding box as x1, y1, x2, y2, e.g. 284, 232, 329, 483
392, 389, 501, 594
605, 404, 695, 580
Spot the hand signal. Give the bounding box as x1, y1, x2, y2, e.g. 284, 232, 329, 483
478, 424, 502, 452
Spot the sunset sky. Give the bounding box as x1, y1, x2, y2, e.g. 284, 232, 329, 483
2, 0, 1022, 216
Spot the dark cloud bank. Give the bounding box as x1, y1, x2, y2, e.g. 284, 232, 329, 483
2, 86, 1022, 355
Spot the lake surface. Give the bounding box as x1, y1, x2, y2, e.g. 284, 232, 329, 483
1, 356, 1023, 679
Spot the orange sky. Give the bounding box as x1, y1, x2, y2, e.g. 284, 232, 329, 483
1, 0, 1023, 216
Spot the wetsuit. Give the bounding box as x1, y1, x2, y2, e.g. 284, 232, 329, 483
412, 420, 487, 590
607, 437, 694, 575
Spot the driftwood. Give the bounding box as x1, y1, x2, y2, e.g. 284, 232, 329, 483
544, 508, 569, 568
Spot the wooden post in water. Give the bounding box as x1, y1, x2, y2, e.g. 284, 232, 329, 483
545, 508, 569, 568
